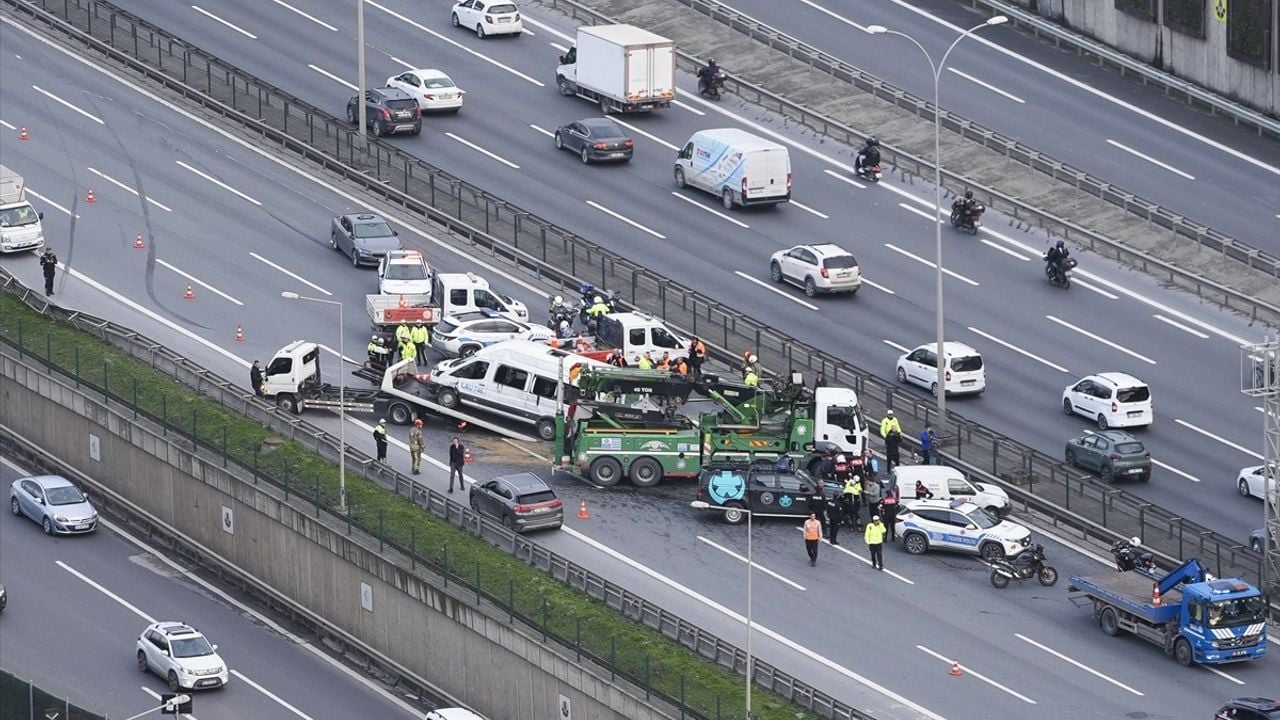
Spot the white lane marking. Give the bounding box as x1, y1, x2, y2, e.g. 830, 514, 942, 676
140, 687, 201, 720
877, 0, 1280, 178
824, 168, 865, 189
1150, 458, 1200, 483
31, 85, 103, 124
883, 243, 980, 286
307, 63, 358, 91
550, 41, 570, 53
608, 116, 680, 151
586, 200, 665, 239
898, 202, 939, 222
882, 339, 911, 353
1045, 315, 1156, 365
966, 326, 1069, 373
811, 530, 915, 584
946, 68, 1025, 104
387, 56, 415, 71
1015, 633, 1144, 696
445, 132, 520, 169
1204, 665, 1247, 685
56, 561, 156, 622
519, 15, 571, 39
696, 536, 807, 591
190, 5, 258, 39
790, 200, 828, 219
859, 277, 895, 294
671, 192, 750, 228
60, 264, 251, 368
1152, 314, 1209, 339
560, 526, 949, 720
175, 161, 262, 205
1173, 418, 1264, 459
249, 252, 332, 296
672, 99, 706, 116
86, 167, 173, 212
733, 270, 817, 310
267, 0, 337, 31
24, 188, 78, 217
155, 258, 244, 305
365, 0, 544, 86
0, 119, 15, 129
979, 237, 1031, 261
916, 646, 1036, 704
1070, 278, 1119, 299
1105, 139, 1195, 180
528, 124, 554, 138
797, 0, 868, 30
230, 670, 316, 720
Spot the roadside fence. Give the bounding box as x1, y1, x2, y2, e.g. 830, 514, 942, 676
0, 669, 106, 720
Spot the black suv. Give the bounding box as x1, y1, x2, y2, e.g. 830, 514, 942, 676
346, 87, 421, 137
1216, 698, 1280, 719
694, 461, 840, 524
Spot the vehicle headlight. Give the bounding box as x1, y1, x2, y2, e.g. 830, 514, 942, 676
54, 514, 68, 523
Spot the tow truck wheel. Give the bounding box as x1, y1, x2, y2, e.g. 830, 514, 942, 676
1173, 638, 1193, 666
722, 501, 746, 525
438, 388, 460, 409
276, 394, 300, 414
1098, 607, 1120, 636
628, 457, 663, 488
389, 403, 413, 425
589, 457, 623, 487
535, 418, 556, 442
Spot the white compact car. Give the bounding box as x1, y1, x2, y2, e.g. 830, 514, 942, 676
136, 622, 229, 691
450, 0, 522, 37
896, 499, 1031, 561
1237, 463, 1276, 500
385, 69, 464, 113
896, 342, 985, 396
1062, 372, 1152, 429
431, 309, 553, 358
378, 250, 433, 296
769, 243, 861, 297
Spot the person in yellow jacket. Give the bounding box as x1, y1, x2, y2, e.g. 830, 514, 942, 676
409, 321, 429, 360
395, 322, 412, 349
879, 409, 901, 439
864, 514, 887, 570
744, 369, 759, 387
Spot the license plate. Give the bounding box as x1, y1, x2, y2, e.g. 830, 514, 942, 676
610, 152, 626, 158
961, 380, 976, 386
75, 523, 91, 530
196, 679, 219, 687
498, 16, 510, 21
396, 112, 412, 119
532, 507, 549, 513
396, 124, 415, 131
1127, 468, 1143, 474
1126, 411, 1143, 417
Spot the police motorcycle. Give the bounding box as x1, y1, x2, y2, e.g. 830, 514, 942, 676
988, 543, 1058, 588
1111, 537, 1159, 579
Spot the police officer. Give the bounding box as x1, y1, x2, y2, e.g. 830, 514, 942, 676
373, 419, 388, 462
394, 322, 412, 358
884, 427, 902, 469
410, 321, 429, 361
879, 409, 902, 439
826, 491, 843, 545
743, 367, 759, 387
367, 335, 391, 368
40, 247, 58, 296
809, 485, 829, 539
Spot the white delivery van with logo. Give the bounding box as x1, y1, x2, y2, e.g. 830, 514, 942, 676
673, 128, 791, 210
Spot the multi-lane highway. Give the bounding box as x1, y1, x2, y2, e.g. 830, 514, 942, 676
1, 4, 1278, 719
0, 457, 422, 720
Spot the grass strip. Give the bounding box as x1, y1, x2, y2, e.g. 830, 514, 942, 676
0, 294, 825, 720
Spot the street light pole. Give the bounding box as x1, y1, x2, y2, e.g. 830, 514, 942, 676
281, 292, 347, 513
866, 16, 1008, 429
356, 0, 368, 142
691, 501, 753, 717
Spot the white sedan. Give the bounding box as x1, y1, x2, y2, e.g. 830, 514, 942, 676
385, 69, 464, 113
450, 0, 522, 38
1236, 463, 1276, 500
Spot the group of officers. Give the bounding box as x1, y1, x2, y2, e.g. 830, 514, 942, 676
790, 447, 933, 546
367, 320, 430, 370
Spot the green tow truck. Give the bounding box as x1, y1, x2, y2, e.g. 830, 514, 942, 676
553, 367, 868, 487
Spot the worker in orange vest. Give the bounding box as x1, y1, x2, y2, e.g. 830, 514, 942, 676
803, 513, 822, 566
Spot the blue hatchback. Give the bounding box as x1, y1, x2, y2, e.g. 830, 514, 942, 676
9, 475, 98, 535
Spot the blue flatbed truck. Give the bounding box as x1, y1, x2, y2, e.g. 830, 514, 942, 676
1067, 558, 1268, 666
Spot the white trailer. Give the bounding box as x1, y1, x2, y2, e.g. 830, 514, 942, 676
555, 25, 675, 114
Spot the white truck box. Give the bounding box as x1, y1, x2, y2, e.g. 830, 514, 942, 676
557, 25, 675, 113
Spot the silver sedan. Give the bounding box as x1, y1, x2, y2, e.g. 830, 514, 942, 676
10, 475, 98, 535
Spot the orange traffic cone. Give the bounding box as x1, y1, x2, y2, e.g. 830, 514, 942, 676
948, 660, 962, 677
1151, 583, 1162, 607
19, 127, 29, 141
134, 234, 145, 249
234, 325, 245, 342
577, 499, 590, 520
85, 188, 96, 203
183, 285, 195, 299
463, 448, 473, 463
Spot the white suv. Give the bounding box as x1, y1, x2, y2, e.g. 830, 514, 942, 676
137, 622, 229, 691
896, 341, 985, 396
769, 243, 861, 297
1062, 372, 1152, 429
896, 499, 1031, 561
378, 250, 433, 297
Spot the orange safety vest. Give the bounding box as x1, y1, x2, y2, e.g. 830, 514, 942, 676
803, 519, 821, 540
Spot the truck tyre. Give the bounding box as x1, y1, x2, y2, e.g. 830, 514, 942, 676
535, 418, 556, 442
979, 542, 1005, 562
628, 457, 663, 488
389, 402, 413, 425
276, 394, 301, 414
723, 501, 747, 525
721, 188, 735, 210
1173, 638, 1193, 666
903, 532, 928, 555
438, 388, 460, 409
589, 457, 622, 487
673, 167, 686, 188
1098, 607, 1120, 636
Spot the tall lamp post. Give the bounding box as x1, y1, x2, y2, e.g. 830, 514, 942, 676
355, 0, 368, 143
691, 501, 753, 718
281, 292, 347, 513
866, 16, 1007, 427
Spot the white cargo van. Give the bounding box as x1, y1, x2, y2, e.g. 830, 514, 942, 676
673, 128, 791, 210
427, 340, 607, 440
432, 272, 529, 321
0, 165, 45, 254
889, 465, 1011, 518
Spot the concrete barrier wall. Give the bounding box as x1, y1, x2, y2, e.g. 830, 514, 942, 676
1009, 0, 1278, 116
0, 354, 675, 720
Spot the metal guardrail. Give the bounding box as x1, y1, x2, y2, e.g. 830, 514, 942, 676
0, 669, 105, 720
5, 0, 1270, 602
542, 0, 1280, 295
959, 0, 1280, 140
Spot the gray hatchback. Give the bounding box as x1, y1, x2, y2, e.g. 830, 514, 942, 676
469, 473, 563, 533
1065, 429, 1151, 483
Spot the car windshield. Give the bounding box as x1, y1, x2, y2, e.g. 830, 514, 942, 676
1115, 386, 1150, 403
384, 263, 428, 280
964, 507, 999, 529
950, 355, 983, 372
825, 404, 863, 436
170, 636, 215, 658
44, 486, 86, 505
489, 3, 517, 11
1208, 595, 1267, 628
822, 255, 858, 269
1114, 441, 1145, 454
423, 77, 455, 89
0, 206, 39, 227
353, 221, 393, 239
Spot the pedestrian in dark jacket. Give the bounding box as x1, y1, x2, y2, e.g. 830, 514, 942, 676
447, 436, 466, 492
880, 489, 900, 542
809, 488, 829, 539
373, 419, 388, 462
250, 360, 264, 396
884, 428, 902, 469
40, 248, 57, 296
826, 494, 843, 545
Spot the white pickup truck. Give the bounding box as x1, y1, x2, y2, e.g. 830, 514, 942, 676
367, 271, 528, 329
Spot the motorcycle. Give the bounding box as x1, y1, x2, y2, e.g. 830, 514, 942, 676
575, 284, 621, 327
989, 544, 1058, 588
854, 162, 882, 183
1111, 537, 1159, 578
698, 69, 727, 100
547, 304, 575, 333
1044, 256, 1078, 289
950, 200, 984, 234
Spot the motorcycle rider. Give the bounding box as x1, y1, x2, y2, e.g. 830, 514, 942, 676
855, 136, 881, 175
1044, 240, 1070, 281
697, 58, 722, 96
953, 190, 978, 222
584, 295, 611, 331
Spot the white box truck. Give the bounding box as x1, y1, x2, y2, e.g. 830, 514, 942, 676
674, 129, 792, 209
555, 25, 675, 114
0, 166, 46, 254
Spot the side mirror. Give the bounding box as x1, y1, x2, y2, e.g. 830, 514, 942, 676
37, 212, 44, 220
966, 524, 977, 530
211, 644, 218, 651
161, 649, 170, 657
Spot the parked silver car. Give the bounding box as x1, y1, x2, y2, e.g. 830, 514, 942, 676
468, 473, 563, 532
9, 475, 97, 535
136, 622, 229, 691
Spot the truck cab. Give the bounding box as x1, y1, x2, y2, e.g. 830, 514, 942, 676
0, 165, 45, 254
261, 342, 322, 411
433, 272, 528, 321
595, 312, 688, 365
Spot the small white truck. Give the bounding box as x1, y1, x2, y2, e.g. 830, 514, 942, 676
0, 166, 46, 254
555, 25, 676, 114
366, 272, 528, 329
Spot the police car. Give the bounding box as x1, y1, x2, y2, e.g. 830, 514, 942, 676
430, 309, 553, 358
896, 499, 1030, 561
